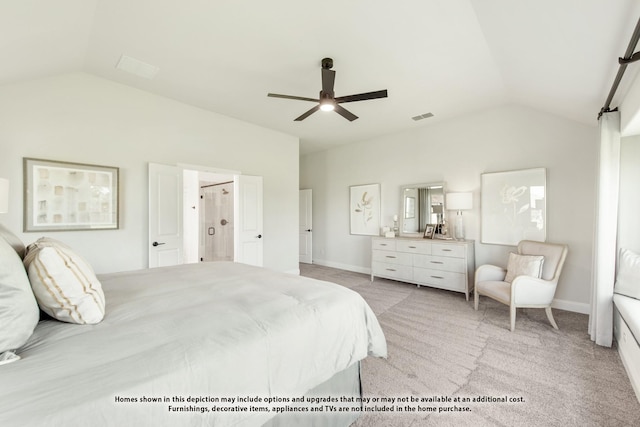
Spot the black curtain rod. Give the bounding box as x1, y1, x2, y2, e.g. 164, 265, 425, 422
599, 17, 640, 119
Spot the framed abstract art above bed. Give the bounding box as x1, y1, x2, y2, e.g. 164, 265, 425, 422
23, 157, 119, 232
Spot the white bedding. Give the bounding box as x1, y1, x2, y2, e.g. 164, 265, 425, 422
0, 262, 386, 427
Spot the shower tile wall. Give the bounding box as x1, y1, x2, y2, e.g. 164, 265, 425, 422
200, 183, 234, 261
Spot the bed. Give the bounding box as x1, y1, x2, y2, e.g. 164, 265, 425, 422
0, 228, 387, 427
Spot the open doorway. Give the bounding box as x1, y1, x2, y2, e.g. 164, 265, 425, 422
182, 169, 235, 263
149, 162, 263, 268
199, 178, 234, 262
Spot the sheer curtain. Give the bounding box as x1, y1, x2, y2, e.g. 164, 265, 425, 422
589, 111, 621, 347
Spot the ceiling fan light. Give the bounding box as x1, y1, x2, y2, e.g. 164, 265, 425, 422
320, 102, 335, 112
319, 97, 335, 112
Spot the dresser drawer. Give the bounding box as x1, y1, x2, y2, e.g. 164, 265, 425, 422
372, 250, 412, 266
372, 238, 397, 251
413, 255, 465, 273
431, 243, 465, 258
413, 268, 466, 291
396, 239, 431, 254
372, 262, 413, 281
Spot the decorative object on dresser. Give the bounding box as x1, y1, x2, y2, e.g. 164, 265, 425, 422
423, 224, 435, 239
474, 240, 568, 331
446, 192, 472, 240
23, 158, 119, 232
371, 236, 475, 300
481, 168, 546, 245
349, 183, 380, 236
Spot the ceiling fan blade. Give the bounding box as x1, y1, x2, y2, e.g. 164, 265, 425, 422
268, 93, 319, 102
321, 68, 336, 96
334, 104, 358, 121
294, 105, 321, 121
335, 89, 388, 104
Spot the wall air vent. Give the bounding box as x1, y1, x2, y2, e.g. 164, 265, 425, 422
412, 112, 434, 121
115, 55, 159, 79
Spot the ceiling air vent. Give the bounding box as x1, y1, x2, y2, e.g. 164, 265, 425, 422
412, 112, 434, 121
115, 55, 159, 79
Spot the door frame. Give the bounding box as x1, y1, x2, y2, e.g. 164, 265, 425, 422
299, 189, 313, 264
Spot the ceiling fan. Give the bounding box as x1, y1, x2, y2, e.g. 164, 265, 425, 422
267, 58, 388, 122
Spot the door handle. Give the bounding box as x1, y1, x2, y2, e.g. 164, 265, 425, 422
306, 229, 312, 232
256, 234, 262, 239
152, 241, 165, 247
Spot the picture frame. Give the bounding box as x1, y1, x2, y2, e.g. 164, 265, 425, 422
423, 224, 435, 239
481, 167, 546, 245
350, 183, 381, 236
24, 158, 119, 232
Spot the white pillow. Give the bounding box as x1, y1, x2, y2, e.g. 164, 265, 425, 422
0, 223, 26, 259
0, 236, 39, 357
615, 248, 640, 300
504, 253, 545, 283
24, 238, 105, 324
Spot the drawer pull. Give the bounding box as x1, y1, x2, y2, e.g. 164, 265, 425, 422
430, 261, 444, 264
385, 255, 397, 259
408, 246, 417, 249
386, 268, 397, 272
431, 275, 445, 279
380, 243, 388, 246
441, 249, 453, 252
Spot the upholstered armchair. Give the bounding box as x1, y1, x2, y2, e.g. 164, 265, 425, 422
474, 240, 568, 331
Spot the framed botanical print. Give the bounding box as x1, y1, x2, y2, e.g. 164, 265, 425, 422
481, 168, 546, 245
350, 183, 381, 236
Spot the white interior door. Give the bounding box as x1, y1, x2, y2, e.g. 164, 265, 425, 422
148, 163, 184, 268
234, 175, 263, 266
299, 189, 313, 264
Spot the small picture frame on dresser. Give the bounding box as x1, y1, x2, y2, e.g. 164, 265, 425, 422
423, 224, 435, 239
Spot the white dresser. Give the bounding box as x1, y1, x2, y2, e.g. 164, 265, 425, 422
371, 237, 475, 300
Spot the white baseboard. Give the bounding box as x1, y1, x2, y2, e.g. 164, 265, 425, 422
552, 298, 590, 314
285, 268, 301, 275
311, 260, 590, 314
312, 259, 371, 275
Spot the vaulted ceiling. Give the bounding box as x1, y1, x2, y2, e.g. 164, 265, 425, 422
2, 1, 639, 154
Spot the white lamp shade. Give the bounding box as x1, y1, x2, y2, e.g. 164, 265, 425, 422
446, 192, 472, 211
0, 178, 8, 213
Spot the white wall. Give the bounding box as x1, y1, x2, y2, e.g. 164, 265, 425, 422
301, 104, 598, 312
0, 73, 299, 274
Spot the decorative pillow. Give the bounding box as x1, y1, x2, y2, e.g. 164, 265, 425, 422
504, 253, 545, 283
23, 237, 73, 266
0, 223, 26, 259
615, 248, 640, 300
24, 238, 105, 324
0, 236, 39, 359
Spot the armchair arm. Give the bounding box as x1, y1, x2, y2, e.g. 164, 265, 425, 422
511, 276, 557, 306
475, 264, 507, 284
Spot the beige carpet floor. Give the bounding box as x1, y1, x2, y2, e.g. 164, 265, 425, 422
300, 263, 640, 427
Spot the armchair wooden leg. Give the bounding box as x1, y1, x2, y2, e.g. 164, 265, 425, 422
510, 305, 516, 332
545, 307, 559, 330
474, 290, 479, 311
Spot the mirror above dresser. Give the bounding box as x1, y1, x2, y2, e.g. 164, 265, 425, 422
399, 182, 445, 236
